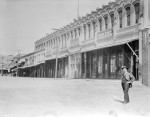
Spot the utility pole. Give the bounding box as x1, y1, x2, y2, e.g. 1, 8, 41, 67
77, 0, 80, 19
55, 48, 58, 79
16, 50, 21, 77
52, 28, 60, 79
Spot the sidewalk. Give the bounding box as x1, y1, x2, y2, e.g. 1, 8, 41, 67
0, 77, 150, 117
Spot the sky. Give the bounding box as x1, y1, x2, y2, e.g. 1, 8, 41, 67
0, 0, 113, 56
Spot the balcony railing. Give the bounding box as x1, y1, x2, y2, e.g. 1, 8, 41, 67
81, 38, 95, 45
97, 28, 113, 41
116, 24, 140, 38
70, 38, 79, 48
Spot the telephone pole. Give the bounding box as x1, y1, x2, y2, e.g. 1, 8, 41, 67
77, 0, 80, 19
16, 50, 22, 77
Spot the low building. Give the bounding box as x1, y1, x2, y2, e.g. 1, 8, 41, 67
0, 55, 14, 76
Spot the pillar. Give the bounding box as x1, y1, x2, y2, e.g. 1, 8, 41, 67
68, 55, 71, 79
141, 28, 150, 87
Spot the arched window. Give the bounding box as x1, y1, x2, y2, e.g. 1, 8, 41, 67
61, 35, 63, 47
99, 18, 102, 31
51, 40, 52, 48
71, 31, 73, 40
118, 10, 123, 28
88, 23, 91, 38
49, 40, 51, 49
134, 3, 140, 24
46, 41, 48, 50
126, 6, 131, 26
54, 39, 55, 47
74, 29, 77, 39
92, 21, 96, 37
78, 27, 81, 37
110, 13, 114, 27
64, 34, 66, 46
83, 25, 86, 40
104, 16, 108, 29
67, 33, 70, 40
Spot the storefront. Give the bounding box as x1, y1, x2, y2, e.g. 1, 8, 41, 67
81, 40, 139, 80
45, 59, 56, 78
57, 57, 68, 78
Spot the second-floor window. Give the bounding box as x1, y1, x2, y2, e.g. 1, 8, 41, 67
118, 10, 123, 28
54, 39, 55, 48
78, 27, 81, 37
84, 25, 86, 40
126, 6, 131, 26
74, 29, 77, 39
93, 21, 96, 37
50, 40, 52, 49
110, 13, 114, 27
99, 18, 102, 31
88, 23, 91, 39
104, 16, 108, 29
61, 36, 63, 47
64, 34, 66, 46
67, 33, 70, 40
134, 3, 140, 24
71, 31, 73, 40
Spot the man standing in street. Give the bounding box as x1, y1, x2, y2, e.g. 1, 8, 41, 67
121, 66, 135, 104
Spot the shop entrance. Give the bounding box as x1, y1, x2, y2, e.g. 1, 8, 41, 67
103, 56, 108, 78
103, 49, 109, 79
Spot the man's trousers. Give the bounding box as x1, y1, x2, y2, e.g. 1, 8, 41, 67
121, 82, 130, 102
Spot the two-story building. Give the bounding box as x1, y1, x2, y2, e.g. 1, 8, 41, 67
28, 0, 150, 87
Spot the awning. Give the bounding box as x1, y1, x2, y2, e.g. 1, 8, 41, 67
18, 64, 37, 69
81, 38, 139, 53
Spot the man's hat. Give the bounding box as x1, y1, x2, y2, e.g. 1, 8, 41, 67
121, 66, 127, 69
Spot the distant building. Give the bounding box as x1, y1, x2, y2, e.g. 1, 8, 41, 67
8, 54, 25, 76
0, 55, 14, 76
18, 0, 150, 87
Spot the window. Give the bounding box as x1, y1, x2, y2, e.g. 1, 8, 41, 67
46, 42, 48, 51
118, 10, 123, 28
64, 34, 66, 46
126, 6, 131, 26
88, 23, 91, 38
98, 56, 102, 74
134, 3, 140, 24
110, 55, 116, 73
56, 38, 58, 47
93, 21, 96, 37
78, 28, 81, 37
61, 35, 63, 47
83, 25, 86, 40
71, 31, 73, 40
99, 18, 102, 31
51, 40, 53, 48
54, 39, 55, 47
118, 52, 123, 73
74, 29, 77, 39
67, 33, 70, 40
104, 16, 108, 29
49, 41, 51, 49
110, 13, 114, 27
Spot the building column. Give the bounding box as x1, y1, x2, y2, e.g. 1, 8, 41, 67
68, 55, 72, 79
107, 48, 110, 79
141, 28, 150, 87
84, 52, 87, 78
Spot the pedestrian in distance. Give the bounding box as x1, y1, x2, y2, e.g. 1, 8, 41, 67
121, 66, 135, 104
